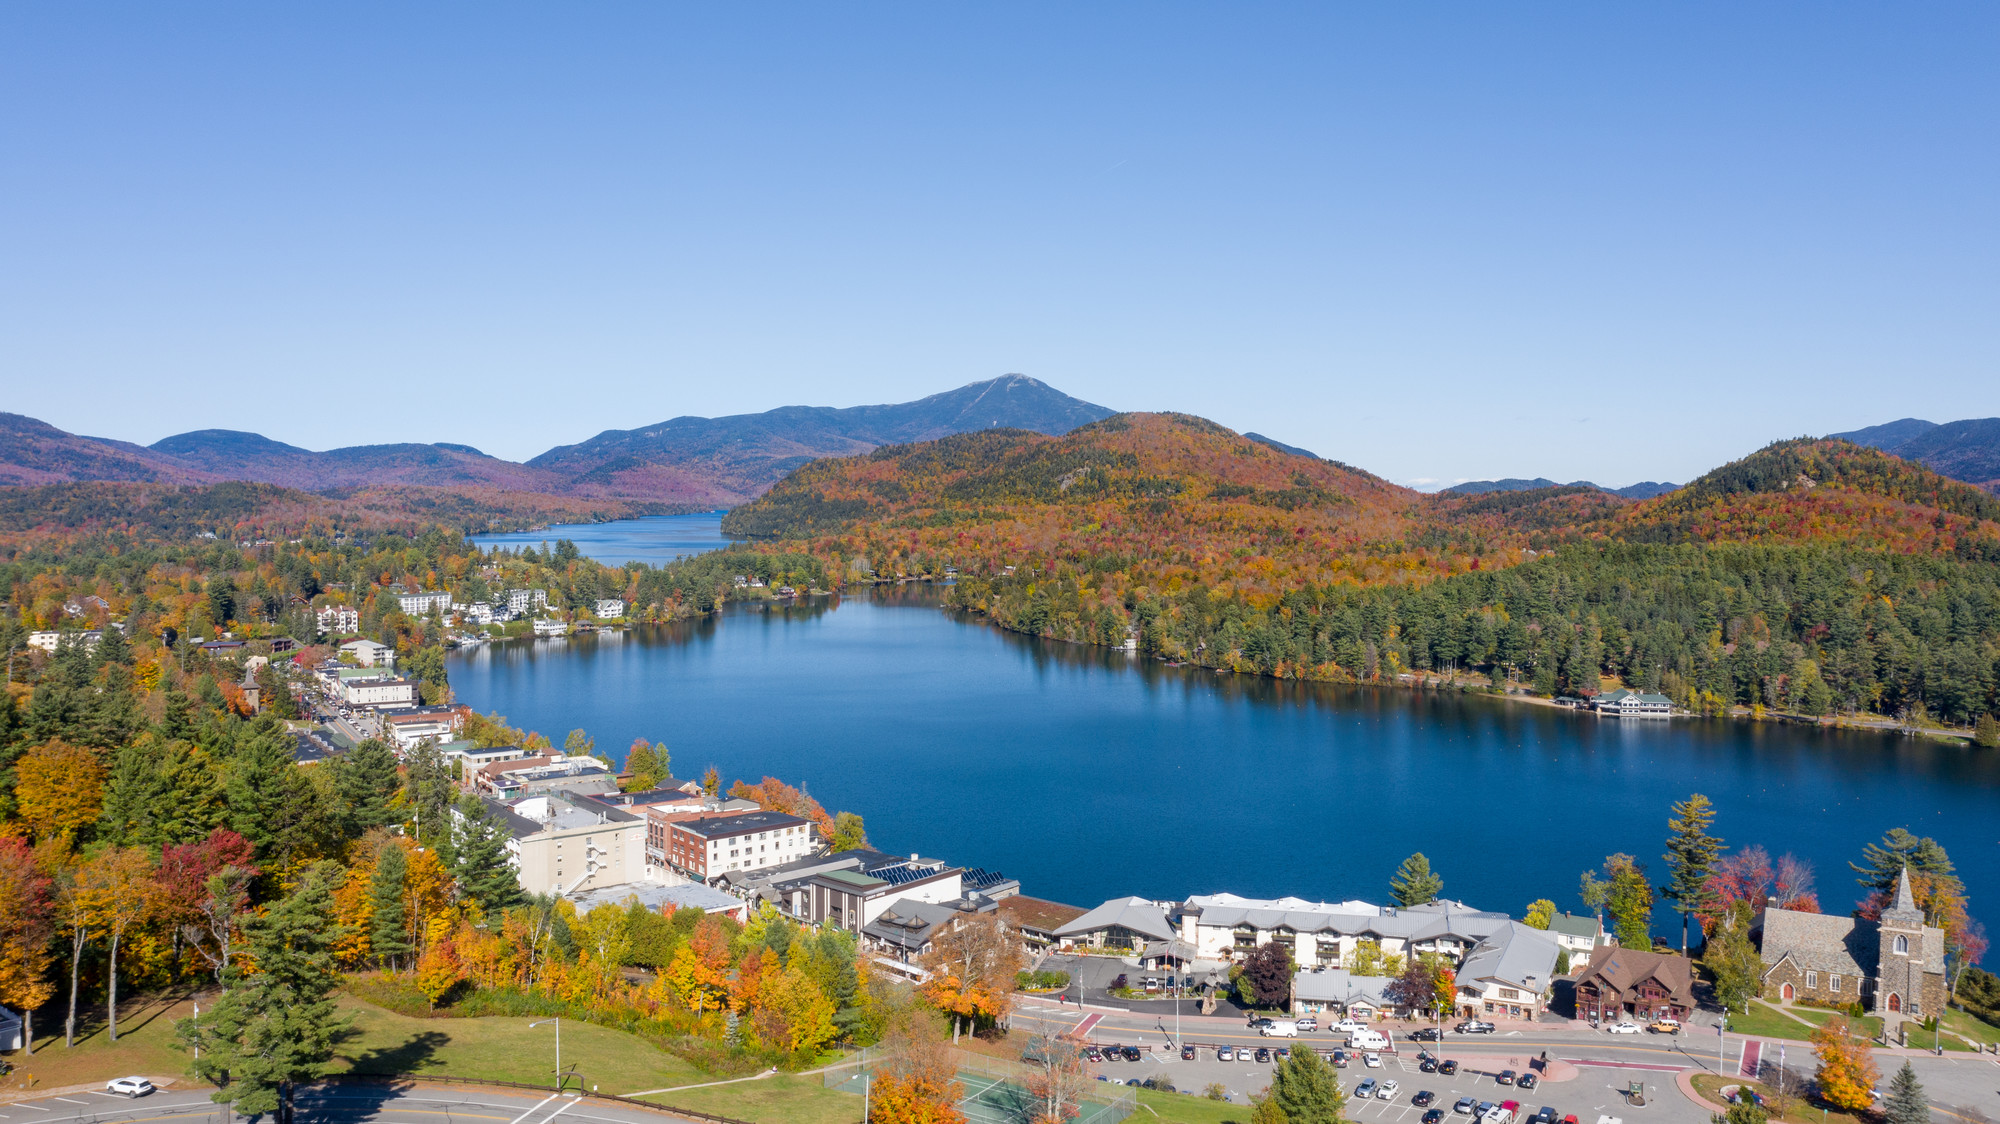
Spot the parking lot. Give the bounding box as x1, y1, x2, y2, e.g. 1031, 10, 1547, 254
1082, 1043, 1698, 1124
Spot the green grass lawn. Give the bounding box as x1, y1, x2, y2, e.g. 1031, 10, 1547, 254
2, 991, 705, 1097
641, 1075, 862, 1124
1939, 1007, 2000, 1049
1134, 1089, 1251, 1124
1722, 1002, 1882, 1042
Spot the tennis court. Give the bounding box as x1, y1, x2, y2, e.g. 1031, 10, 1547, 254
826, 1049, 1135, 1124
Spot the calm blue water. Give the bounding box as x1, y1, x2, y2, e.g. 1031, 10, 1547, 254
446, 588, 2000, 928
471, 513, 736, 567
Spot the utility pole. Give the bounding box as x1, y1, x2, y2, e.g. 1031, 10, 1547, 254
530, 1018, 562, 1091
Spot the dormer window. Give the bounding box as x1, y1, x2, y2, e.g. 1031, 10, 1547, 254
1894, 935, 1909, 955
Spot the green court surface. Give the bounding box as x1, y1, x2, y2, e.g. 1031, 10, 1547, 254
953, 1071, 1122, 1124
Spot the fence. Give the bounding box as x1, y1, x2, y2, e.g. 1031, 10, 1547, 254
820, 1047, 1136, 1124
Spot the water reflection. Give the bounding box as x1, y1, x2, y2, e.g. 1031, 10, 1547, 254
449, 587, 1999, 917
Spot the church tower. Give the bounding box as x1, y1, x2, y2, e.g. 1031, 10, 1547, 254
1874, 866, 1927, 1021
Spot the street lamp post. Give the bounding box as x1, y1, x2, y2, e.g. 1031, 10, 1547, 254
530, 1018, 562, 1091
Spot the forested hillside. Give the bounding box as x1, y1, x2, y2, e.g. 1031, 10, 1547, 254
721, 418, 2000, 724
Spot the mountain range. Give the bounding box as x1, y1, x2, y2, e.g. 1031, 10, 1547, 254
1829, 417, 2000, 493
0, 375, 1115, 508
1442, 478, 1682, 499
5, 383, 1998, 509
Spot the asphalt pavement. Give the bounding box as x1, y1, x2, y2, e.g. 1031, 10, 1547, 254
0, 1084, 703, 1124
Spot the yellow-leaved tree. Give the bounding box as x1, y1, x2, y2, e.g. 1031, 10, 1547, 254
16, 741, 106, 842
1811, 1015, 1879, 1111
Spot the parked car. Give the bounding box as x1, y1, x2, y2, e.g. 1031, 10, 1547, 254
1454, 1097, 1478, 1115
1276, 1047, 1291, 1060
1254, 1047, 1272, 1063
1530, 1108, 1559, 1124
1122, 1046, 1142, 1061
1296, 1017, 1319, 1032
1424, 1111, 1447, 1124
1249, 1016, 1275, 1029
1497, 1070, 1517, 1086
1411, 1027, 1443, 1041
1455, 1021, 1497, 1034
1474, 1102, 1495, 1119
1413, 1091, 1436, 1107
1217, 1047, 1235, 1062
107, 1078, 155, 1099
1648, 1019, 1681, 1035
1607, 1021, 1643, 1035
1180, 1045, 1195, 1061
1420, 1057, 1441, 1073
1439, 1060, 1460, 1076
1332, 1050, 1350, 1068
1086, 1046, 1104, 1062
1517, 1074, 1539, 1091
1355, 1079, 1379, 1099
1363, 1052, 1382, 1068
1378, 1081, 1401, 1101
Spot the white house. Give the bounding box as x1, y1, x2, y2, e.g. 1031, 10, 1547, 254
339, 638, 396, 667
27, 630, 101, 654
594, 599, 626, 619
1453, 922, 1561, 1020
1590, 689, 1672, 717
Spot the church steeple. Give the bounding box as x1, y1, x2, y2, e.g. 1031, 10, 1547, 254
1891, 866, 1917, 914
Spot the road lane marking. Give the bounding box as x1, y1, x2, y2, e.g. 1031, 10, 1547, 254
504, 1093, 562, 1124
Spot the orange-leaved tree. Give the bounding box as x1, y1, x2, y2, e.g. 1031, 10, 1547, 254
0, 840, 57, 1055
414, 917, 465, 1011
869, 1001, 963, 1124
918, 911, 1023, 1042
1811, 1015, 1878, 1111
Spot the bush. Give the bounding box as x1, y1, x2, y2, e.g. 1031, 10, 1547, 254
1205, 1083, 1229, 1101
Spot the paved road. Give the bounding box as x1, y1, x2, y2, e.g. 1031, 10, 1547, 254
1011, 999, 2000, 1124
0, 1085, 696, 1124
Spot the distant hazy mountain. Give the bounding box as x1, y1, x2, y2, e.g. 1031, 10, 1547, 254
1243, 432, 1320, 459
529, 374, 1116, 505
1443, 477, 1678, 499
1831, 417, 2000, 493
0, 412, 214, 487
1, 375, 1116, 507
149, 429, 568, 493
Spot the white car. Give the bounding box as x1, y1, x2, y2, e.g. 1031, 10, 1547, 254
1331, 1019, 1367, 1035
1377, 1080, 1401, 1101
107, 1078, 155, 1098
1363, 1052, 1383, 1068
1607, 1021, 1643, 1034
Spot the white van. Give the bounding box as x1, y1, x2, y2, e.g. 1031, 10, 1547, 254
1349, 1029, 1390, 1050
1260, 1020, 1300, 1038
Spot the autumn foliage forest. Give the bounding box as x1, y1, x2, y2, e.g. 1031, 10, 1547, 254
721, 415, 2000, 726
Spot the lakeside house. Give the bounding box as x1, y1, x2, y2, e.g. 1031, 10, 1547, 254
1053, 897, 1179, 951
339, 638, 395, 667
1547, 912, 1607, 967
1573, 945, 1694, 1024
1589, 689, 1672, 717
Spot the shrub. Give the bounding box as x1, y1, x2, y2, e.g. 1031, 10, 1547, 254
1205, 1083, 1229, 1101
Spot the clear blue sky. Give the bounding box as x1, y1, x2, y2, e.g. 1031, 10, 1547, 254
4, 4, 1995, 487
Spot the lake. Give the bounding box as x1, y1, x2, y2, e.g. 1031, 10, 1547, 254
447, 582, 2000, 928
471, 513, 738, 567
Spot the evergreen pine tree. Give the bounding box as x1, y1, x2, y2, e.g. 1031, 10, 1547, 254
226, 717, 309, 869
98, 737, 169, 847
368, 844, 411, 970
92, 621, 131, 666
1663, 794, 1724, 952
1882, 1060, 1927, 1124
403, 739, 451, 843
1390, 853, 1443, 907
334, 739, 401, 837
179, 860, 350, 1121
451, 796, 525, 915
158, 689, 196, 741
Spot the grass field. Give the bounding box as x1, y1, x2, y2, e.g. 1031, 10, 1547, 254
1722, 1001, 1882, 1043
1133, 1089, 1251, 1124
1939, 1008, 2000, 1050
1688, 1073, 1871, 1124
1, 991, 705, 1097
644, 1075, 864, 1124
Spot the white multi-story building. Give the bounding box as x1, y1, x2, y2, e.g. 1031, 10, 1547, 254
506, 588, 548, 614
397, 591, 453, 617
316, 605, 360, 636
593, 599, 625, 619
481, 791, 648, 898
342, 677, 417, 707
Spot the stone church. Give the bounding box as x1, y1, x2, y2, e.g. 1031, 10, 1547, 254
1751, 867, 1947, 1024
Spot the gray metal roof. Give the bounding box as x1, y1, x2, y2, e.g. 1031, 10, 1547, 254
1291, 968, 1397, 1007
1455, 922, 1561, 990
1053, 897, 1178, 943
567, 881, 741, 914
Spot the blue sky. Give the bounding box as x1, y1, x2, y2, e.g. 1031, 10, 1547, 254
4, 4, 1995, 487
